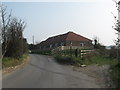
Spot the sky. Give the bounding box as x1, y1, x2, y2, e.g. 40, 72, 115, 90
1, 0, 118, 46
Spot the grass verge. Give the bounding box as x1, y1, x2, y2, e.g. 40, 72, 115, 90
2, 54, 28, 69
83, 56, 118, 66
54, 55, 118, 66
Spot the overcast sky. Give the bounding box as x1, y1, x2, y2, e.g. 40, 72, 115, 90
2, 0, 118, 46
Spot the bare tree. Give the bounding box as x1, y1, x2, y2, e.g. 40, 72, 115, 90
112, 0, 120, 66
112, 1, 120, 46
0, 4, 12, 59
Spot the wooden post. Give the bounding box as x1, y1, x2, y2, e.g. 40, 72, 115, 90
70, 41, 72, 57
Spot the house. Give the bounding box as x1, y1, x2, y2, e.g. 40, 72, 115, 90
37, 31, 93, 51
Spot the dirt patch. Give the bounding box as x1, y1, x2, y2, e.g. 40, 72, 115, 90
2, 56, 31, 75
72, 64, 115, 88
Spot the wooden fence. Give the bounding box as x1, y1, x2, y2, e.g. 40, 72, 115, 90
80, 49, 94, 59
52, 46, 94, 59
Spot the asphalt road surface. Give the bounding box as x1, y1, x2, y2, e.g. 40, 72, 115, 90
3, 54, 100, 88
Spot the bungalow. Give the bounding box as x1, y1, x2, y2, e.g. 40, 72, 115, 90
37, 31, 93, 51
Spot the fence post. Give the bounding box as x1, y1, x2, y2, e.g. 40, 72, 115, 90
70, 41, 72, 57
75, 48, 78, 57
80, 50, 83, 60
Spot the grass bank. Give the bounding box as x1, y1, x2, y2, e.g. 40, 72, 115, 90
2, 54, 28, 69
83, 56, 118, 66
54, 55, 118, 66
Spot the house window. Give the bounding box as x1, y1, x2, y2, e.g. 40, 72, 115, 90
55, 43, 58, 47
50, 44, 52, 48
61, 42, 64, 46
80, 42, 84, 47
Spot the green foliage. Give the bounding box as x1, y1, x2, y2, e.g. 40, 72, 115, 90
55, 55, 75, 64
110, 65, 120, 89
109, 47, 120, 59
83, 56, 118, 66
55, 54, 118, 66
2, 57, 17, 68
54, 55, 83, 66
55, 49, 77, 57
3, 18, 28, 58
28, 44, 38, 50
31, 50, 52, 56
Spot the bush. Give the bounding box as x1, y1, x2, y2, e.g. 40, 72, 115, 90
110, 65, 120, 89
55, 55, 74, 64
109, 48, 120, 59
54, 55, 83, 66
31, 50, 52, 56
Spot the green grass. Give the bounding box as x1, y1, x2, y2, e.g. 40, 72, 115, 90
83, 56, 118, 66
55, 55, 118, 66
2, 54, 28, 68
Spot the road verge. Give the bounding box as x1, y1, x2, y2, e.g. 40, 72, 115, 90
2, 55, 31, 75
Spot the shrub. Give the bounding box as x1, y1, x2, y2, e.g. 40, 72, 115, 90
110, 65, 120, 89
55, 55, 74, 64
54, 55, 83, 66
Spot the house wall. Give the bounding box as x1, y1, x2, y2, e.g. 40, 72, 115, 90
38, 40, 93, 51
65, 40, 93, 48
38, 41, 66, 50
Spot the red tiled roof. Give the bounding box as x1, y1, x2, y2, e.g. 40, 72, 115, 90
39, 31, 92, 46
39, 33, 67, 46
66, 32, 92, 42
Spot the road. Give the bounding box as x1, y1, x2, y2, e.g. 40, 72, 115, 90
3, 54, 100, 88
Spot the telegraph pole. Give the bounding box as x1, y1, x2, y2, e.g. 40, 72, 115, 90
70, 41, 72, 57
33, 35, 34, 45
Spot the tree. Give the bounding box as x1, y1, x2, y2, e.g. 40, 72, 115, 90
0, 4, 12, 59
112, 1, 120, 66
5, 18, 26, 58
0, 4, 28, 59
